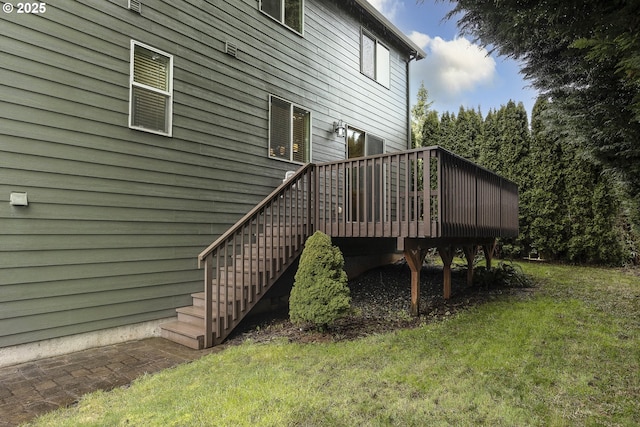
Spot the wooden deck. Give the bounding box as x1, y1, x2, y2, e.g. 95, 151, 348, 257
160, 147, 519, 348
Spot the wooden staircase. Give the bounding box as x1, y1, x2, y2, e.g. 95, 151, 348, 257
159, 147, 520, 349
160, 166, 314, 349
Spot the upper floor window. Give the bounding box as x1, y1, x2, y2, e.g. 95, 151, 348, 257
269, 96, 311, 164
129, 40, 173, 136
260, 0, 304, 34
361, 30, 390, 88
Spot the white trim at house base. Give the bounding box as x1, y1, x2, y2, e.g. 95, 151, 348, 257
0, 317, 175, 368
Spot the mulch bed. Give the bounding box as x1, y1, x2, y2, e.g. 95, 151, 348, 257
225, 260, 536, 346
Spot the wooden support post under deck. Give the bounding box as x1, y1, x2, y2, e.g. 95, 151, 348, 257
482, 239, 497, 270
462, 245, 479, 286
403, 245, 428, 316
438, 246, 454, 299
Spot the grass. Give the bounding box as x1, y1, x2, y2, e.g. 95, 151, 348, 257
28, 263, 639, 426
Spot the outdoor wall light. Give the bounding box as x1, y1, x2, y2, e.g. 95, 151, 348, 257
333, 120, 345, 138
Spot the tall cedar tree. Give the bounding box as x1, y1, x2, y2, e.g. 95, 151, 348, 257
528, 97, 568, 259
454, 106, 483, 162
420, 110, 441, 148
479, 101, 532, 256
530, 99, 629, 264
411, 82, 434, 147
433, 0, 640, 221
410, 91, 636, 263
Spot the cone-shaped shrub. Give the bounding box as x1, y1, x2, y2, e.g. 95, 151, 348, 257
289, 231, 351, 329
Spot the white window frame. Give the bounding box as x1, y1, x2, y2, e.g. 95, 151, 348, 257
360, 30, 391, 88
268, 95, 312, 164
129, 40, 173, 137
259, 0, 305, 35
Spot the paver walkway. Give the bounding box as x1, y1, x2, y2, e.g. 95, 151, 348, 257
0, 338, 220, 426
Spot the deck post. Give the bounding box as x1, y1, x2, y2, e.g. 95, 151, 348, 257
462, 245, 478, 286
438, 246, 454, 299
482, 239, 497, 270
203, 253, 213, 348
403, 243, 428, 316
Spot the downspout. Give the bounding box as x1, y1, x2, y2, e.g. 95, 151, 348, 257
406, 56, 411, 150
406, 52, 417, 150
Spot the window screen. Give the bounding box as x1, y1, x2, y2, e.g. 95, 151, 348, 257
270, 97, 291, 160
361, 33, 376, 80
292, 106, 310, 163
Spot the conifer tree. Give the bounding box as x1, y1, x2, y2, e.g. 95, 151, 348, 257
411, 82, 434, 147
528, 97, 568, 259
529, 96, 626, 264
478, 109, 501, 172
434, 0, 640, 222
420, 110, 441, 148
438, 111, 457, 151
289, 231, 351, 330
454, 106, 484, 162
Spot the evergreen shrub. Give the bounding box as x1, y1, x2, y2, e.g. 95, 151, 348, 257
289, 231, 351, 330
473, 261, 534, 289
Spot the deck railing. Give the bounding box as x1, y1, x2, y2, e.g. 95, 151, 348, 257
438, 148, 519, 239
315, 146, 518, 239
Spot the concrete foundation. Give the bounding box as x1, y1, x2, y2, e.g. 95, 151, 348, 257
0, 317, 175, 368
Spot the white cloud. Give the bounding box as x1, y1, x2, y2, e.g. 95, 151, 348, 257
409, 31, 496, 107
368, 0, 403, 21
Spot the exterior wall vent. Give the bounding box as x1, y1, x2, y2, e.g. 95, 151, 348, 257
128, 0, 141, 13
225, 42, 238, 58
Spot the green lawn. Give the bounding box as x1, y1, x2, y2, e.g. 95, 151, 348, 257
28, 263, 639, 426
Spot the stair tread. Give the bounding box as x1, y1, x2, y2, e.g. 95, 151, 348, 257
176, 304, 238, 317
160, 320, 204, 339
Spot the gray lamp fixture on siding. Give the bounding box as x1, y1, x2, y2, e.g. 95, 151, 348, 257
333, 120, 345, 138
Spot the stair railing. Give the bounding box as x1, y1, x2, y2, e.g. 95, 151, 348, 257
197, 164, 315, 347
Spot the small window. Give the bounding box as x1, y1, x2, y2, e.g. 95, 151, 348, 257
129, 40, 173, 136
269, 96, 311, 164
361, 31, 390, 88
260, 0, 304, 34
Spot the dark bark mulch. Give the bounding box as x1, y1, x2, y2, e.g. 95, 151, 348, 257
225, 261, 535, 346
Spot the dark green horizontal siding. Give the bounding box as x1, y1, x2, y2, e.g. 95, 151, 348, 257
0, 0, 412, 347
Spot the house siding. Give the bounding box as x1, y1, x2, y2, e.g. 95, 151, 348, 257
0, 0, 413, 347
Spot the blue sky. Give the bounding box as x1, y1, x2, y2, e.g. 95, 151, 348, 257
370, 0, 539, 118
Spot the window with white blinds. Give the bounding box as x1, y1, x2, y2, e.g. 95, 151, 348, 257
361, 30, 390, 88
269, 96, 310, 164
129, 40, 173, 136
